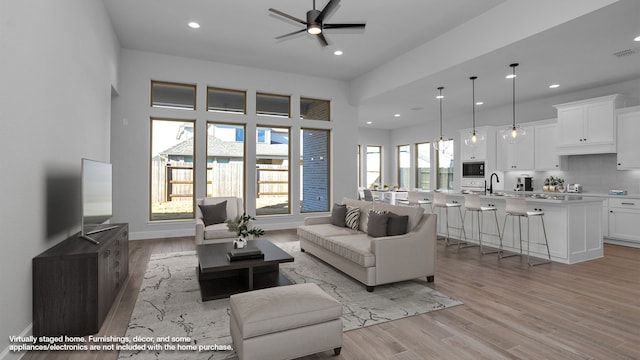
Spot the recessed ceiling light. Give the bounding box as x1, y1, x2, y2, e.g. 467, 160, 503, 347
334, 50, 343, 56
188, 22, 200, 29
394, 113, 400, 117
366, 121, 372, 124
549, 84, 560, 89
476, 101, 484, 105
634, 35, 640, 42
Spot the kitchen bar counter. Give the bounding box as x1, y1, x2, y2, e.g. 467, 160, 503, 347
411, 190, 603, 264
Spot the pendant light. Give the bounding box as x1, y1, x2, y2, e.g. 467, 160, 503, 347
501, 63, 526, 144
432, 87, 449, 151
464, 76, 485, 147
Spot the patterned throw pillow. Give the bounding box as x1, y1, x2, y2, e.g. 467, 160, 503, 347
345, 206, 360, 230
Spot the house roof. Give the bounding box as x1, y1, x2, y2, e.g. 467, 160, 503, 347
160, 137, 288, 158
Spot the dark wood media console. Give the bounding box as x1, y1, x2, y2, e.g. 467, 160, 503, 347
32, 224, 129, 336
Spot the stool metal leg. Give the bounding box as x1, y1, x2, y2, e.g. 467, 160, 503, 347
527, 216, 552, 266
499, 214, 519, 259
480, 210, 500, 255
458, 208, 476, 249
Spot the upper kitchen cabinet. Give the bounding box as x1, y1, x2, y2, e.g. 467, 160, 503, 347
534, 123, 566, 171
497, 125, 534, 171
616, 106, 640, 170
554, 94, 624, 155
458, 126, 495, 162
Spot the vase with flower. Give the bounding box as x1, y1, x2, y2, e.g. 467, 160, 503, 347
226, 213, 265, 249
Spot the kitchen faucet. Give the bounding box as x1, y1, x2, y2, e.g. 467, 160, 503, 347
488, 172, 500, 194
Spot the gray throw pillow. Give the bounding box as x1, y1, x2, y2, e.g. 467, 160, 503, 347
331, 204, 347, 227
199, 200, 227, 226
367, 211, 389, 237
387, 212, 409, 236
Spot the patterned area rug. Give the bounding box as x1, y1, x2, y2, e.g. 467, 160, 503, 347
118, 241, 462, 359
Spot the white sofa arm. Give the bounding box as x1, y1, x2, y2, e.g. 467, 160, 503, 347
304, 216, 332, 226
195, 218, 205, 245
371, 213, 437, 285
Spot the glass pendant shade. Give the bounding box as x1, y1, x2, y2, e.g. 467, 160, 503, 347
432, 86, 448, 151
503, 63, 525, 144
465, 76, 484, 147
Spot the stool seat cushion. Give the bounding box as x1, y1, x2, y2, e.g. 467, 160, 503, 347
230, 283, 342, 339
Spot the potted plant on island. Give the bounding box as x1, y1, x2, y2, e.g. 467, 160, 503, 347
226, 213, 265, 249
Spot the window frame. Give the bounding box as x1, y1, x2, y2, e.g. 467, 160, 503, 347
206, 121, 247, 203
415, 142, 431, 190
300, 127, 331, 213
255, 124, 292, 216
300, 97, 331, 121
366, 145, 382, 188
206, 86, 247, 114
256, 92, 291, 118
397, 144, 410, 190
150, 80, 196, 110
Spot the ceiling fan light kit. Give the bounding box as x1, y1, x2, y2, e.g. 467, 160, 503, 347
269, 0, 366, 47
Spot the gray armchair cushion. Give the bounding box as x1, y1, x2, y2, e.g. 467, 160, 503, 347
199, 200, 227, 226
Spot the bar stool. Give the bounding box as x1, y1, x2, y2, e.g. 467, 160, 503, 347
398, 190, 433, 212
500, 197, 552, 266
463, 194, 501, 254
432, 192, 466, 247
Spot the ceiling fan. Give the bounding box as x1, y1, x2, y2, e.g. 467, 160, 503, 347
269, 0, 366, 47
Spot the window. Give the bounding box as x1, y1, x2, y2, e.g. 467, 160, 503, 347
416, 142, 431, 190
256, 126, 290, 215
436, 139, 454, 190
366, 146, 381, 188
397, 144, 410, 190
256, 92, 290, 118
207, 87, 246, 114
150, 118, 195, 220
300, 97, 330, 121
207, 123, 245, 199
151, 81, 196, 110
300, 128, 330, 212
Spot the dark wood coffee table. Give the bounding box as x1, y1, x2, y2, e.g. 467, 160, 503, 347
196, 239, 294, 301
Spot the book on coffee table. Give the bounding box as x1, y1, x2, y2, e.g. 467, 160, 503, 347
227, 247, 264, 261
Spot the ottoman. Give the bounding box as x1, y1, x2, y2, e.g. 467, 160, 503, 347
229, 283, 343, 360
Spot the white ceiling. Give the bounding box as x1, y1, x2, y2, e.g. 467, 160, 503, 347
103, 0, 640, 129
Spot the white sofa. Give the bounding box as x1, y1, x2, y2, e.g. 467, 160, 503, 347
297, 198, 437, 292
195, 197, 245, 245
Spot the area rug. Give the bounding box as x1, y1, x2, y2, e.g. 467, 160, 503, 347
118, 241, 462, 359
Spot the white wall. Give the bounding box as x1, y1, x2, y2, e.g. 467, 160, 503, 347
111, 49, 358, 239
0, 0, 119, 358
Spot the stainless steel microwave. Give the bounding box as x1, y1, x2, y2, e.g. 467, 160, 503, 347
462, 161, 485, 178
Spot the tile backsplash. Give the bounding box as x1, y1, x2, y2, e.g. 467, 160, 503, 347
503, 153, 640, 194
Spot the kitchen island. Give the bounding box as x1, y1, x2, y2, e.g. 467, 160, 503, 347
420, 191, 604, 264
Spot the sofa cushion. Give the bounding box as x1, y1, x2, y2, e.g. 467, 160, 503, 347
324, 234, 375, 267
342, 198, 373, 232
199, 201, 227, 226
345, 206, 360, 230
297, 224, 360, 248
372, 202, 423, 232
367, 211, 389, 237
330, 204, 347, 227
387, 212, 409, 236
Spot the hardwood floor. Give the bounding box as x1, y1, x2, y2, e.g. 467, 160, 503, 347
24, 230, 640, 359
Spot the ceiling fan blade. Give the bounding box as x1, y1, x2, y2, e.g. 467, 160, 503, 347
269, 8, 307, 24
323, 23, 366, 29
316, 0, 340, 23
317, 33, 329, 47
275, 29, 307, 40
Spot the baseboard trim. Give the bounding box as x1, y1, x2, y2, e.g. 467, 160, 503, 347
1, 323, 31, 360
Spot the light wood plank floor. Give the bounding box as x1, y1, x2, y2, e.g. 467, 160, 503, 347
24, 230, 640, 359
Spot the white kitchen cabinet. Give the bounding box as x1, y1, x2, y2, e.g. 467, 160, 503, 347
496, 126, 534, 171
534, 123, 566, 170
554, 94, 623, 155
608, 198, 640, 243
616, 106, 640, 169
602, 198, 609, 238
458, 126, 494, 162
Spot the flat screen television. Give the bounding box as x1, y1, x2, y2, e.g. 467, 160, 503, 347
81, 158, 116, 243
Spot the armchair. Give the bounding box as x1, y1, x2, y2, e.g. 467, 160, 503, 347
195, 197, 245, 245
